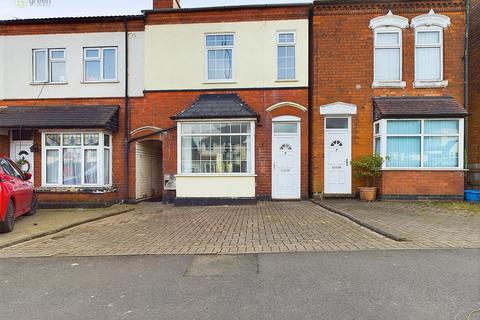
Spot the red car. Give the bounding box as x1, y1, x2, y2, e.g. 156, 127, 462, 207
0, 157, 37, 233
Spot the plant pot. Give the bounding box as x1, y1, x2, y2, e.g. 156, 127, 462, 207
358, 187, 378, 201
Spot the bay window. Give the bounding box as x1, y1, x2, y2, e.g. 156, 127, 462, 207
42, 132, 112, 186
179, 122, 254, 174
374, 119, 463, 169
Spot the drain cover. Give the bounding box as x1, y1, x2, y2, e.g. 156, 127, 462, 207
185, 255, 258, 277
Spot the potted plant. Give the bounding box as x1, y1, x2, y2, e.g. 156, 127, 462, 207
351, 154, 385, 201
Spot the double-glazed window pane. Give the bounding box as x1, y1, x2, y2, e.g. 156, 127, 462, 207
424, 137, 458, 168
63, 148, 81, 185
387, 120, 421, 134
415, 30, 442, 81
326, 118, 348, 129
103, 49, 117, 80
375, 48, 400, 81
386, 137, 421, 167
34, 50, 47, 82
181, 123, 252, 174
278, 46, 295, 80
206, 35, 234, 47
207, 49, 233, 80
424, 120, 458, 134
376, 32, 399, 45
46, 150, 59, 184
84, 150, 98, 184
85, 61, 101, 81
274, 122, 298, 134
51, 62, 66, 83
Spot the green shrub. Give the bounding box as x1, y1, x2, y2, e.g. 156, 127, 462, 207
351, 154, 385, 187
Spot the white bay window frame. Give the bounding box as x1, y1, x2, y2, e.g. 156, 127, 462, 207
177, 120, 256, 176
373, 118, 464, 170
41, 131, 112, 187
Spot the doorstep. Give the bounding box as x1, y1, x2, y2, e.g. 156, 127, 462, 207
0, 204, 135, 250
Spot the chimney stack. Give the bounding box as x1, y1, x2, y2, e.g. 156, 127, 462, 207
153, 0, 180, 9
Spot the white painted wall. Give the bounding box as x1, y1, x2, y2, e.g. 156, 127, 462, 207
145, 20, 309, 90
0, 31, 144, 100
176, 175, 256, 198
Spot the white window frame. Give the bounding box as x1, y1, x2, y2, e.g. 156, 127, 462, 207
276, 31, 297, 81
177, 120, 256, 176
372, 27, 406, 88
32, 48, 66, 84
83, 47, 118, 83
373, 118, 464, 170
204, 33, 235, 83
414, 26, 448, 88
41, 130, 112, 187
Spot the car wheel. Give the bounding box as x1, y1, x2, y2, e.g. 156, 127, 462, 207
1, 201, 15, 233
25, 194, 38, 216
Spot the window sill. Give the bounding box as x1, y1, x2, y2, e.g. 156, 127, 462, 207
81, 80, 120, 84
37, 186, 117, 194
176, 174, 257, 178
203, 80, 237, 84
372, 81, 406, 89
275, 79, 299, 83
30, 82, 68, 86
413, 80, 448, 88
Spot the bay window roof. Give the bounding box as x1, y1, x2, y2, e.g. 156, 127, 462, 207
373, 96, 467, 121
0, 105, 119, 132
171, 94, 258, 120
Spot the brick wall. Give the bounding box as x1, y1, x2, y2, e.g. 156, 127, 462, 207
130, 89, 309, 199
153, 0, 180, 9
145, 5, 310, 24
311, 1, 466, 196
468, 0, 480, 169
379, 171, 464, 197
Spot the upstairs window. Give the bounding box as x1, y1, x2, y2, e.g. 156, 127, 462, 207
205, 34, 234, 81
277, 32, 296, 80
374, 29, 402, 83
415, 29, 443, 82
83, 47, 118, 82
369, 11, 408, 88
412, 10, 450, 87
33, 48, 66, 83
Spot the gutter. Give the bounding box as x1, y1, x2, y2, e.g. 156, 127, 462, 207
123, 18, 130, 203
308, 5, 314, 198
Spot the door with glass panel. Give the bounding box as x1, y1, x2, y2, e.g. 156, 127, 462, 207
324, 117, 351, 194
272, 119, 301, 199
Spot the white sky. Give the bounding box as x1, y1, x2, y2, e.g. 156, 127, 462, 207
0, 0, 312, 20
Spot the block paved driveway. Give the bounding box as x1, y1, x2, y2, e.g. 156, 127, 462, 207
0, 201, 412, 258
322, 199, 480, 248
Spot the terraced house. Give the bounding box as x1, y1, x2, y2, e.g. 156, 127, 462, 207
0, 0, 470, 206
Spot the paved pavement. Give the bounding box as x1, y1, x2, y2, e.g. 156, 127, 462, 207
0, 201, 407, 258
0, 205, 134, 249
321, 199, 480, 248
1, 250, 479, 320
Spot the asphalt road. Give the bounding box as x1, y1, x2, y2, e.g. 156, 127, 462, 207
1, 250, 479, 320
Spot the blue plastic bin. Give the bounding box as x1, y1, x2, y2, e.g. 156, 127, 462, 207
464, 190, 480, 203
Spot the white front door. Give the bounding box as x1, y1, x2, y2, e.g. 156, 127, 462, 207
324, 117, 351, 194
10, 140, 35, 183
272, 119, 301, 199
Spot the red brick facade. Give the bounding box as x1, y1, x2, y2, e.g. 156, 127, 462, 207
311, 0, 466, 199
129, 89, 309, 200
468, 0, 480, 184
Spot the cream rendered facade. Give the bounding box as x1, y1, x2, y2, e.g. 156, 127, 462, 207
144, 19, 309, 90
0, 31, 145, 100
